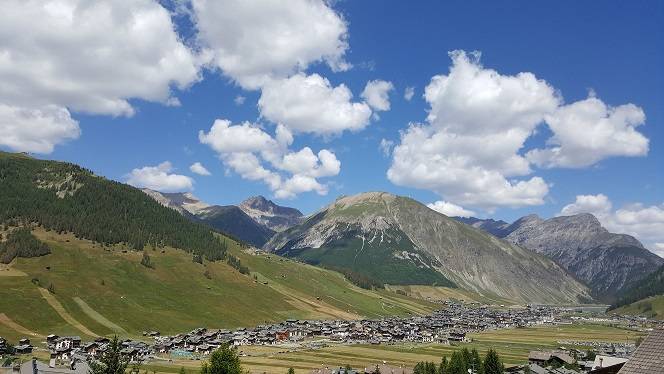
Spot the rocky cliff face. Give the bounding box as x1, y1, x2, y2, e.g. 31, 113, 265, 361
239, 196, 303, 232
265, 192, 590, 304
502, 213, 663, 299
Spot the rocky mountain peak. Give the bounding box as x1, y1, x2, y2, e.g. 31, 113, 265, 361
141, 189, 210, 215
239, 195, 303, 232
503, 212, 661, 299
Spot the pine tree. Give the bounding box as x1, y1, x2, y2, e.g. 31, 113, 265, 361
200, 344, 243, 374
438, 356, 448, 374
470, 348, 483, 374
482, 349, 503, 374
447, 351, 467, 374
287, 368, 295, 374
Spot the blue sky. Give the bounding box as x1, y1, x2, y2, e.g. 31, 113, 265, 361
0, 1, 662, 252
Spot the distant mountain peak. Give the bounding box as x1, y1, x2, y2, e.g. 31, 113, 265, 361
239, 196, 303, 232
141, 189, 208, 215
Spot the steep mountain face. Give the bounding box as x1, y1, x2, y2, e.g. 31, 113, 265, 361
239, 196, 303, 232
196, 205, 275, 247
610, 264, 664, 310
502, 213, 664, 300
142, 189, 274, 247
454, 217, 511, 237
265, 192, 590, 304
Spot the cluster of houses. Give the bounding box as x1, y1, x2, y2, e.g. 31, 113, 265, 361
149, 302, 568, 357
2, 302, 661, 374
507, 328, 664, 374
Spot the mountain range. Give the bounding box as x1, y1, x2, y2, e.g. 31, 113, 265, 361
455, 213, 664, 300
142, 189, 302, 247
265, 192, 590, 304
2, 151, 660, 310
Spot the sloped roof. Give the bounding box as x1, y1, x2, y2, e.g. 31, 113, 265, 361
618, 329, 664, 374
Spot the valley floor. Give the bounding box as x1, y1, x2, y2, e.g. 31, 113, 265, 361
132, 324, 645, 373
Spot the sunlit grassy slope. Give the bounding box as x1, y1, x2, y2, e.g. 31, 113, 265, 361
611, 295, 664, 320
0, 229, 436, 342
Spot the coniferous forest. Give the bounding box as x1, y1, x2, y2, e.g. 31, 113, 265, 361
0, 227, 51, 264
610, 264, 664, 309
0, 152, 229, 261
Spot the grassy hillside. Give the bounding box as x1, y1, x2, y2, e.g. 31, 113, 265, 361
611, 295, 664, 320
0, 228, 436, 342
0, 151, 229, 260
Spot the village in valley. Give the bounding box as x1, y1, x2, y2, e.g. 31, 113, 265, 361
2, 301, 662, 374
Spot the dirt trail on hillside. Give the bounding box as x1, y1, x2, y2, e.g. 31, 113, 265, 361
38, 288, 98, 337
73, 297, 128, 335
0, 313, 43, 337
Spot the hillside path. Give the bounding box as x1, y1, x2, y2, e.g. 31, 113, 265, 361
0, 313, 44, 338
38, 288, 98, 337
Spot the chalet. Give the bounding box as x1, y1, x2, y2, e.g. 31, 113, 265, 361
528, 351, 575, 367
82, 342, 100, 358
14, 344, 33, 355
274, 331, 289, 341
54, 337, 81, 351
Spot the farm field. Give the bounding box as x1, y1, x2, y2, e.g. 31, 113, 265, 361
0, 229, 436, 341
141, 324, 645, 374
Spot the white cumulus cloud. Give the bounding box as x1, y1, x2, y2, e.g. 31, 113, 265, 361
361, 80, 394, 111
427, 201, 476, 218
127, 161, 194, 192
0, 0, 202, 153
191, 0, 349, 90
258, 73, 372, 137
560, 194, 664, 256
0, 104, 80, 153
199, 118, 341, 198
527, 97, 649, 168
189, 162, 211, 176
387, 50, 650, 211
0, 0, 201, 117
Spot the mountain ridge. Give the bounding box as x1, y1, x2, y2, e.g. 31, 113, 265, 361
265, 191, 590, 304
141, 189, 276, 247
239, 195, 304, 232
455, 213, 663, 300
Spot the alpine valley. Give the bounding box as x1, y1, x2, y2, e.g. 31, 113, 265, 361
0, 152, 662, 341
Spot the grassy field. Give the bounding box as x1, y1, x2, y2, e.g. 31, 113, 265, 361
0, 229, 436, 342
139, 324, 645, 374
612, 295, 664, 320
